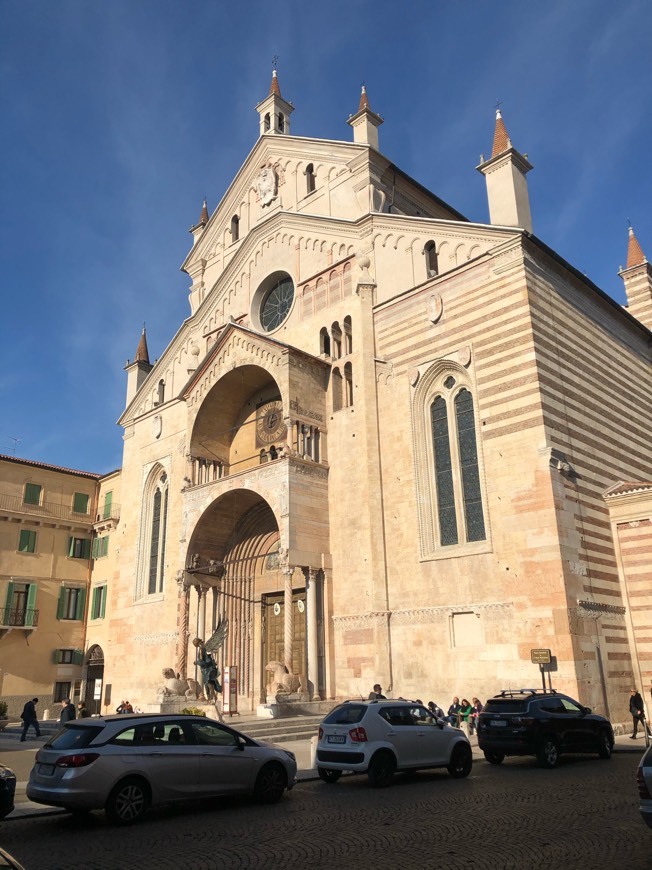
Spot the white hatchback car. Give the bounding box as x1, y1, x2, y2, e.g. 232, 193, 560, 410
316, 699, 472, 787
27, 714, 296, 824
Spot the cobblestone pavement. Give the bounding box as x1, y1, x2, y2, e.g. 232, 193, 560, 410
1, 753, 649, 870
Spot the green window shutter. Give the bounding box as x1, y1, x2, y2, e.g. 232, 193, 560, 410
24, 483, 41, 505
73, 492, 89, 514
102, 536, 109, 557
103, 491, 113, 520
100, 586, 106, 619
91, 587, 99, 619
19, 529, 36, 552
92, 538, 98, 559
72, 649, 84, 666
54, 649, 63, 664
80, 539, 91, 559
5, 582, 14, 609
75, 588, 86, 621
26, 584, 37, 626
56, 588, 66, 619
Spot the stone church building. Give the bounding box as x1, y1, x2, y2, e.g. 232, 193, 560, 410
2, 72, 651, 721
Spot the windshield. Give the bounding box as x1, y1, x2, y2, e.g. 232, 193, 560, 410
322, 704, 367, 725
47, 725, 104, 750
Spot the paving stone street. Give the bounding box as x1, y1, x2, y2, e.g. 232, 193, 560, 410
1, 751, 649, 870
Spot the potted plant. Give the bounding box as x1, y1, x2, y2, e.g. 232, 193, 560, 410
0, 701, 8, 732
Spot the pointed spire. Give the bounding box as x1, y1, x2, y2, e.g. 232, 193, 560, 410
135, 325, 150, 364
358, 84, 370, 112
491, 108, 511, 158
269, 68, 281, 97
626, 225, 647, 268
198, 198, 209, 227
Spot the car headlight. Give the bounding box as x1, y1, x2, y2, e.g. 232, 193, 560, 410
0, 769, 14, 780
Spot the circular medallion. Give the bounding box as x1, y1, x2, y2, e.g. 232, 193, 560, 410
297, 599, 305, 613
260, 276, 294, 331
273, 602, 281, 616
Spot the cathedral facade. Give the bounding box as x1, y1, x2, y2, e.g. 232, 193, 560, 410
2, 73, 651, 721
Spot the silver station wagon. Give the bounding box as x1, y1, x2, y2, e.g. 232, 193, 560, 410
27, 714, 297, 824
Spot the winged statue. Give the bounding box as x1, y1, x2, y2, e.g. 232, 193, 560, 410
192, 616, 228, 702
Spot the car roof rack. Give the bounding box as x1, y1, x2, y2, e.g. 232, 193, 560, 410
497, 688, 558, 697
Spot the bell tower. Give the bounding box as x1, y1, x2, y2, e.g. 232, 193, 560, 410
256, 67, 294, 137
477, 108, 533, 232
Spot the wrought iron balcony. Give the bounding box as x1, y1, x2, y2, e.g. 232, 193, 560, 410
0, 491, 96, 525
0, 607, 39, 628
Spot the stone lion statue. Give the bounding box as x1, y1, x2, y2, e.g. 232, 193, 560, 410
265, 661, 302, 694
157, 668, 201, 700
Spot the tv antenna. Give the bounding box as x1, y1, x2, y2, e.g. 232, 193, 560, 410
6, 436, 21, 455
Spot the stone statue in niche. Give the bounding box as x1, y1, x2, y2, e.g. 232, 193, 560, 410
255, 164, 278, 207
265, 660, 302, 694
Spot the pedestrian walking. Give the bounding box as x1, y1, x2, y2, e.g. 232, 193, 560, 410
20, 697, 41, 741
77, 702, 90, 718
629, 688, 651, 738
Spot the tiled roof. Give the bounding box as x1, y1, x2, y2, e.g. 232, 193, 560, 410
0, 453, 102, 479
626, 226, 647, 268
491, 109, 511, 158
604, 480, 652, 498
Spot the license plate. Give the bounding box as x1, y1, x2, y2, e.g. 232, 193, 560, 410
327, 735, 346, 744
38, 763, 55, 775
490, 720, 507, 727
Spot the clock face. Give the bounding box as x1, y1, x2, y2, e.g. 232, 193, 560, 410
256, 401, 287, 445
260, 276, 294, 332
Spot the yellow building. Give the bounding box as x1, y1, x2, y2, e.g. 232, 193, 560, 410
2, 75, 651, 723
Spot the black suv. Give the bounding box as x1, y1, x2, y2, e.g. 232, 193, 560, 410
477, 689, 614, 768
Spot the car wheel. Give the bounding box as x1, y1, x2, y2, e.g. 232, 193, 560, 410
254, 763, 287, 803
537, 737, 559, 769
597, 730, 613, 760
367, 751, 396, 788
483, 750, 505, 765
105, 777, 150, 825
447, 743, 473, 778
317, 767, 342, 784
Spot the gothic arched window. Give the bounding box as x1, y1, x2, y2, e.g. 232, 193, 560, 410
136, 467, 169, 599
305, 163, 316, 194
231, 215, 239, 242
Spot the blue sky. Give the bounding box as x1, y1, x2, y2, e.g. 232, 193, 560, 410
1, 0, 651, 475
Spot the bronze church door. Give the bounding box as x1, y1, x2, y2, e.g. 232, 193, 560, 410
262, 591, 306, 693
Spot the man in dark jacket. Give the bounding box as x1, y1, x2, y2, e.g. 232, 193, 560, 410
20, 698, 41, 741
629, 688, 651, 738
59, 698, 76, 724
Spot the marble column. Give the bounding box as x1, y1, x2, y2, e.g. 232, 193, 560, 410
283, 566, 295, 673
306, 568, 320, 700
175, 572, 190, 679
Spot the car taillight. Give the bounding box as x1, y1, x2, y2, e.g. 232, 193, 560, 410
318, 727, 323, 740
55, 754, 100, 768
637, 768, 651, 800
512, 717, 535, 726
348, 727, 367, 743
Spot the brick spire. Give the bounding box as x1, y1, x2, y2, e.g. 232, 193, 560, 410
134, 326, 150, 364
626, 225, 647, 268
269, 68, 281, 97
198, 198, 209, 227
491, 108, 511, 158
358, 84, 370, 112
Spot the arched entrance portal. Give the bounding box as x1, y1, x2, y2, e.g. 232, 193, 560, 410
84, 644, 105, 715
186, 491, 307, 709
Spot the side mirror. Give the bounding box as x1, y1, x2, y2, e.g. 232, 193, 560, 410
236, 736, 246, 751
582, 706, 591, 716
436, 718, 445, 730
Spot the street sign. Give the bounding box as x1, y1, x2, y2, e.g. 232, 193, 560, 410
531, 648, 551, 665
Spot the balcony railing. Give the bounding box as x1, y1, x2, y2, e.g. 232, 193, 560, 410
0, 607, 39, 628
0, 491, 96, 524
